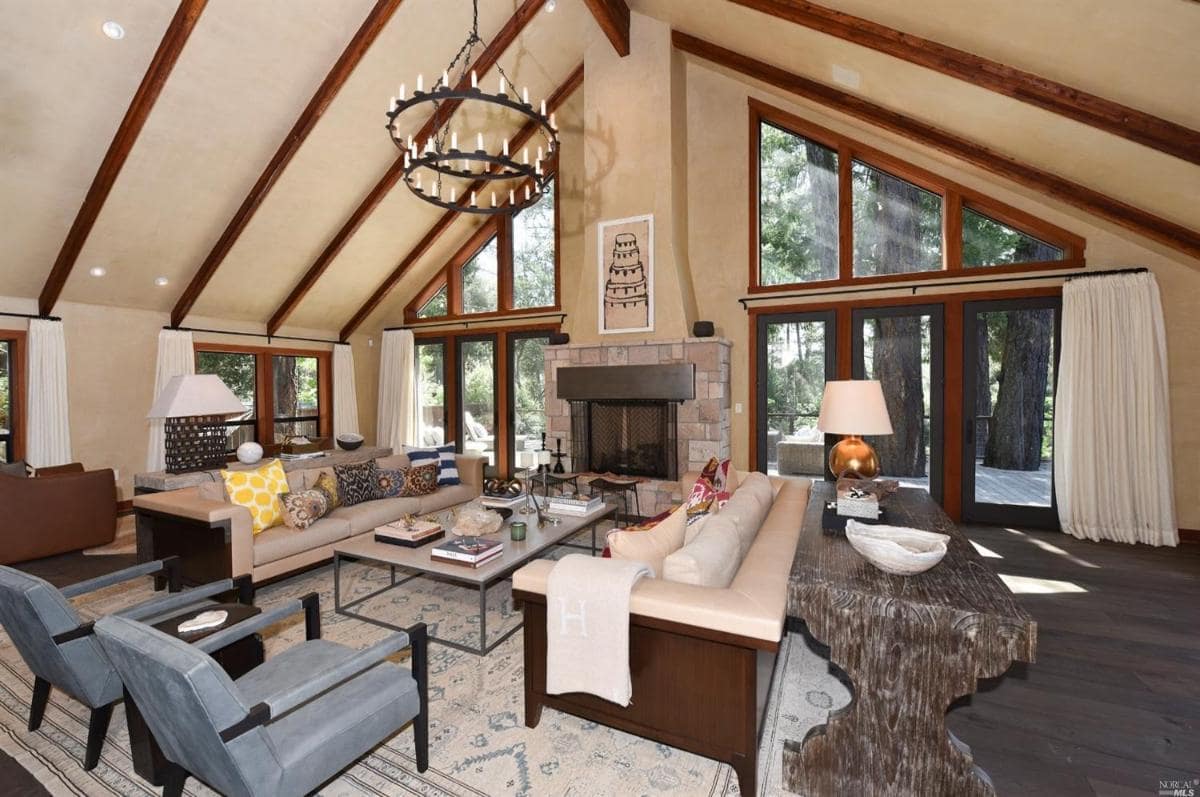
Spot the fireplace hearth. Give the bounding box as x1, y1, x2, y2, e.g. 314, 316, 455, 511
570, 400, 677, 479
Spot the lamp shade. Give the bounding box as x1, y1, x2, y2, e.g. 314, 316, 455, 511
816, 380, 894, 436
147, 374, 248, 419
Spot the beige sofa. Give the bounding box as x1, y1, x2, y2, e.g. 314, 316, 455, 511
133, 452, 486, 586
513, 471, 811, 797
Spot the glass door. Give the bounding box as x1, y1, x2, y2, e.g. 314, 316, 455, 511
962, 297, 1061, 528
852, 305, 944, 501
506, 332, 550, 473
755, 311, 837, 475
456, 334, 498, 476
415, 338, 447, 447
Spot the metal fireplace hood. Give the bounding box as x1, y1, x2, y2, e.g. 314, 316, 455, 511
557, 363, 695, 402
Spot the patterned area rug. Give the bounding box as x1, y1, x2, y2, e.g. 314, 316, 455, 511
0, 536, 849, 796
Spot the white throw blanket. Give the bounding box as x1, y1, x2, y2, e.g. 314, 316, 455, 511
545, 554, 652, 707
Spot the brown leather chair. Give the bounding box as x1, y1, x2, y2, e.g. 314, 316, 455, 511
0, 466, 117, 564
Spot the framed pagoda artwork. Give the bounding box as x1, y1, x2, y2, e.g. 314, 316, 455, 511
597, 214, 654, 334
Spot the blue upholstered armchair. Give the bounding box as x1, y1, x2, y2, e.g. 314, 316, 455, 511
0, 558, 249, 770
94, 599, 428, 797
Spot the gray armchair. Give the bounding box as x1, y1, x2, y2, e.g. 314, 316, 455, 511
94, 600, 428, 797
0, 558, 198, 770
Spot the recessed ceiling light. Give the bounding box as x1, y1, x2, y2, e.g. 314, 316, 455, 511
544, 0, 556, 11
154, 276, 169, 287
101, 21, 125, 40
89, 266, 107, 277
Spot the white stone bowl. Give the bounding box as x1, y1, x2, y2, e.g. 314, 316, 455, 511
845, 520, 949, 576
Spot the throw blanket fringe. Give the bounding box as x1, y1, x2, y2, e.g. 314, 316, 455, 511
546, 554, 652, 707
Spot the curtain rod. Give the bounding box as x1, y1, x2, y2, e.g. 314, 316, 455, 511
165, 326, 343, 345
385, 312, 567, 332
736, 268, 1142, 309
0, 311, 61, 322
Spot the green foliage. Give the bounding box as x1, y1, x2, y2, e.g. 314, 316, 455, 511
764, 320, 826, 433
460, 340, 495, 431
852, 161, 942, 276
417, 343, 444, 406
513, 180, 556, 309
461, 238, 499, 314
196, 351, 255, 417
512, 336, 547, 436
417, 285, 448, 318
759, 123, 839, 285
963, 208, 1062, 267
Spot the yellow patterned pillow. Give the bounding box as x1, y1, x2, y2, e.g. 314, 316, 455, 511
221, 459, 290, 534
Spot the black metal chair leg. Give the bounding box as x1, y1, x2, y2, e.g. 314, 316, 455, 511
162, 763, 188, 797
28, 677, 50, 732
411, 623, 429, 773
84, 703, 113, 770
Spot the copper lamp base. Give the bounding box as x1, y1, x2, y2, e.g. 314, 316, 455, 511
828, 434, 880, 479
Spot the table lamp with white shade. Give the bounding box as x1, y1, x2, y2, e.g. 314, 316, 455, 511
148, 374, 249, 473
816, 380, 894, 479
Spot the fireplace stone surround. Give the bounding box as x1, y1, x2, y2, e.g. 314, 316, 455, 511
543, 337, 732, 517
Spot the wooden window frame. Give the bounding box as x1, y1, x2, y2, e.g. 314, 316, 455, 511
405, 172, 562, 323
193, 343, 332, 450
0, 330, 26, 463
749, 98, 1085, 295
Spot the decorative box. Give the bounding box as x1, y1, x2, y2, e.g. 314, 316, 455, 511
836, 488, 880, 520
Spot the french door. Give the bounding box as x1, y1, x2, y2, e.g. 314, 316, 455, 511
455, 334, 498, 476
961, 296, 1061, 528
506, 331, 550, 474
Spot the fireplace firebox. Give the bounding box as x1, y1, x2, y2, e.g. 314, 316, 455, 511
569, 400, 678, 479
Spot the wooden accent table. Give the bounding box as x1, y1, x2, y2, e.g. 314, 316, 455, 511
784, 483, 1036, 796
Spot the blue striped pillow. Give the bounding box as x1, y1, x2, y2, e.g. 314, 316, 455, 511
404, 444, 460, 486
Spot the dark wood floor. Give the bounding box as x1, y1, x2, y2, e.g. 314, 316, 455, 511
3, 533, 1197, 795
947, 524, 1200, 796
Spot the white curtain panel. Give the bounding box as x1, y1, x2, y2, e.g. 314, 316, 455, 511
26, 318, 72, 467
1054, 271, 1177, 546
332, 343, 360, 439
377, 330, 418, 450
146, 328, 195, 471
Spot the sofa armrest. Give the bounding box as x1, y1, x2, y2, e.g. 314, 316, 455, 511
455, 453, 486, 493
134, 487, 254, 577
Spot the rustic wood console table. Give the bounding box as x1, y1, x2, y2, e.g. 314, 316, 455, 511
785, 483, 1036, 796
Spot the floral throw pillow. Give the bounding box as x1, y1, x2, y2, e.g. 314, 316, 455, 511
281, 489, 330, 530
685, 458, 721, 526
334, 461, 381, 506
375, 467, 406, 498
313, 472, 341, 510
399, 463, 439, 497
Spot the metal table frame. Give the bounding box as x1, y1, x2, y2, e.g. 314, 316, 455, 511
333, 506, 615, 655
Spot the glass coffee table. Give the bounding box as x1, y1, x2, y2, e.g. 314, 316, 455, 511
333, 502, 616, 655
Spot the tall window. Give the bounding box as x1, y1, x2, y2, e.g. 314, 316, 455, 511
509, 333, 549, 469
272, 355, 320, 442
0, 339, 14, 463
195, 351, 257, 452
512, 178, 557, 308
461, 238, 500, 315
416, 340, 447, 446
458, 337, 497, 474
752, 100, 1084, 290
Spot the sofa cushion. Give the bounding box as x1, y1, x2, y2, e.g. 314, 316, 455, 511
196, 480, 229, 504
253, 517, 351, 566
285, 469, 309, 493
330, 497, 423, 535
661, 512, 742, 588
334, 461, 380, 506
719, 472, 774, 557
375, 468, 406, 498
608, 505, 688, 578
416, 483, 477, 514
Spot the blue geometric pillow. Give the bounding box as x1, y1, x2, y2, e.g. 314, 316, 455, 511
404, 443, 460, 486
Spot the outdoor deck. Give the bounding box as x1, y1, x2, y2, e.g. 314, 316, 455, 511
768, 462, 1053, 507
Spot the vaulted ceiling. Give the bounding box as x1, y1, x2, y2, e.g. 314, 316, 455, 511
2, 0, 1197, 334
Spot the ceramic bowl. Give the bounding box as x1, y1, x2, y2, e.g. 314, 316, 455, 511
336, 433, 364, 451
845, 520, 949, 576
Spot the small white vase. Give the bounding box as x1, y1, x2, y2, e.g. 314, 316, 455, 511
236, 442, 263, 465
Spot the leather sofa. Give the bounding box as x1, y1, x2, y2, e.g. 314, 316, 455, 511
513, 471, 811, 797
0, 465, 117, 564
132, 452, 486, 586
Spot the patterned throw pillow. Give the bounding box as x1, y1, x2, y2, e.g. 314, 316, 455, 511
280, 489, 330, 530
313, 472, 341, 510
399, 463, 439, 497
221, 459, 290, 534
334, 461, 381, 506
375, 467, 406, 498
684, 458, 721, 526
403, 444, 460, 486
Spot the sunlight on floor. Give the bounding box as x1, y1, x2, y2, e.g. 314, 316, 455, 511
1002, 527, 1099, 568
969, 540, 1003, 558
999, 574, 1088, 594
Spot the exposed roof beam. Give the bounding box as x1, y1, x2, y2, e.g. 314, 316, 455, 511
339, 63, 584, 340
672, 31, 1200, 262
170, 0, 405, 328
38, 0, 208, 317
583, 0, 631, 56
267, 0, 547, 336
727, 0, 1200, 166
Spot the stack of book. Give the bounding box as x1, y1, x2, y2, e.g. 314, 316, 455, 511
431, 537, 503, 567
546, 493, 603, 515
375, 519, 444, 547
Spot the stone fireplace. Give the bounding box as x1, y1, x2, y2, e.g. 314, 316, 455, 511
544, 338, 732, 517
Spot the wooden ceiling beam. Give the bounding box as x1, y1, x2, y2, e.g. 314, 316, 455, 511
38, 0, 208, 317
672, 31, 1200, 262
727, 0, 1200, 166
267, 0, 547, 336
170, 0, 404, 328
583, 0, 631, 56
339, 63, 584, 340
